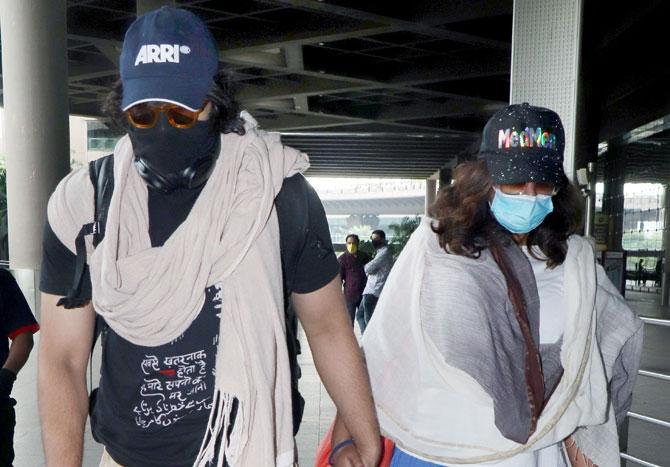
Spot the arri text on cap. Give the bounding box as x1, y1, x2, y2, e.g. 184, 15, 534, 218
134, 44, 191, 66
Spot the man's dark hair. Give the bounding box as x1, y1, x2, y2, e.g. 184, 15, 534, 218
102, 70, 246, 135
371, 230, 386, 240
345, 234, 360, 244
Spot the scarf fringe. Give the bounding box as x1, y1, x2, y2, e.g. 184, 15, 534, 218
194, 390, 243, 467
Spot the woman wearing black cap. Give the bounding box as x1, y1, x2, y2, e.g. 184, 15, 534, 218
354, 104, 643, 467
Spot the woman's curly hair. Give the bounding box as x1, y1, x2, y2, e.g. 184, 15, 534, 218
429, 159, 583, 329
430, 159, 583, 268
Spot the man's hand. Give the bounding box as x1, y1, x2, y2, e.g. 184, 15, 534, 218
293, 276, 381, 467
330, 443, 364, 467
330, 414, 381, 467
330, 441, 381, 467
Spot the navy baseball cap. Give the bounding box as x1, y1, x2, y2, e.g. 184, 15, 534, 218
478, 103, 566, 187
120, 7, 219, 111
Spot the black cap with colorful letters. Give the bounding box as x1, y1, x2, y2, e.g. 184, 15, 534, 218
478, 103, 566, 187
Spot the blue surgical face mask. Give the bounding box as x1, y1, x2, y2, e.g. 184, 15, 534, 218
490, 187, 554, 234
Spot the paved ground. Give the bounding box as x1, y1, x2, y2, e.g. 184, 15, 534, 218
8, 276, 669, 466
621, 291, 670, 467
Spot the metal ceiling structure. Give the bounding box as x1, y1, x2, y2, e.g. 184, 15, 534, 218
0, 1, 667, 179
0, 0, 514, 178
584, 1, 670, 187
598, 129, 670, 185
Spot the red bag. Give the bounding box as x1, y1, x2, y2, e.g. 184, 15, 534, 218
314, 422, 395, 466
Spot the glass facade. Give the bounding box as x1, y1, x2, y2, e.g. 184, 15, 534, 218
87, 120, 120, 152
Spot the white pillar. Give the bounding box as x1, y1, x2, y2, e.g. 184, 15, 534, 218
510, 0, 584, 182
425, 179, 437, 215
0, 0, 70, 269
137, 0, 175, 15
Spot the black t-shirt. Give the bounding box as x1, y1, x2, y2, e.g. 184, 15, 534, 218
0, 269, 39, 366
40, 174, 339, 467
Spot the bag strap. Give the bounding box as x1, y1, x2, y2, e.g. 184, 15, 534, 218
91, 155, 114, 247
89, 155, 115, 347
56, 221, 98, 309
56, 155, 114, 309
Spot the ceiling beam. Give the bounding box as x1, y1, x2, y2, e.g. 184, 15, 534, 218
400, 0, 511, 25
223, 50, 286, 68
284, 44, 309, 112
313, 98, 494, 122
257, 108, 470, 133
229, 51, 509, 102
89, 38, 121, 66
219, 26, 407, 56
256, 113, 361, 131
263, 0, 511, 50
236, 76, 356, 103
596, 0, 662, 50
65, 29, 509, 108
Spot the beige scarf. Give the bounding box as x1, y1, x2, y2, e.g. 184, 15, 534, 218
362, 220, 610, 464
48, 112, 308, 466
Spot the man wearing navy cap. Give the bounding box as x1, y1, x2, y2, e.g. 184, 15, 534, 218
38, 7, 380, 467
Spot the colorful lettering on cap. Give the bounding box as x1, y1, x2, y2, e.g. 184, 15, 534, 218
134, 43, 191, 66
497, 127, 557, 150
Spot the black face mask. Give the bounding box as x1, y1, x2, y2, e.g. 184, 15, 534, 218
128, 115, 220, 193
371, 239, 384, 249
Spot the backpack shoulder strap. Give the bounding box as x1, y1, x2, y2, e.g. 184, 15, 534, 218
89, 154, 115, 247
56, 154, 114, 309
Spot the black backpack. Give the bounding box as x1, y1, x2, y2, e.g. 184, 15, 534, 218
62, 154, 308, 435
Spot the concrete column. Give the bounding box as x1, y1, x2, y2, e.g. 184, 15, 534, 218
425, 179, 437, 215
510, 0, 584, 181
137, 0, 175, 15
0, 0, 70, 269
662, 185, 670, 307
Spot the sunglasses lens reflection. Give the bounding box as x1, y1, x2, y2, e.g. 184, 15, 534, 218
168, 107, 198, 126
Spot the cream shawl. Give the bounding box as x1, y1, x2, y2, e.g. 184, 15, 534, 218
48, 112, 308, 466
362, 218, 623, 464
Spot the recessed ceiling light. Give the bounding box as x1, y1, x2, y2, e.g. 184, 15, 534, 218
318, 42, 325, 46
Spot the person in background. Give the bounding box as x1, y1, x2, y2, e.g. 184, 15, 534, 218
636, 258, 645, 286
339, 234, 371, 324
0, 269, 40, 466
357, 230, 393, 333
